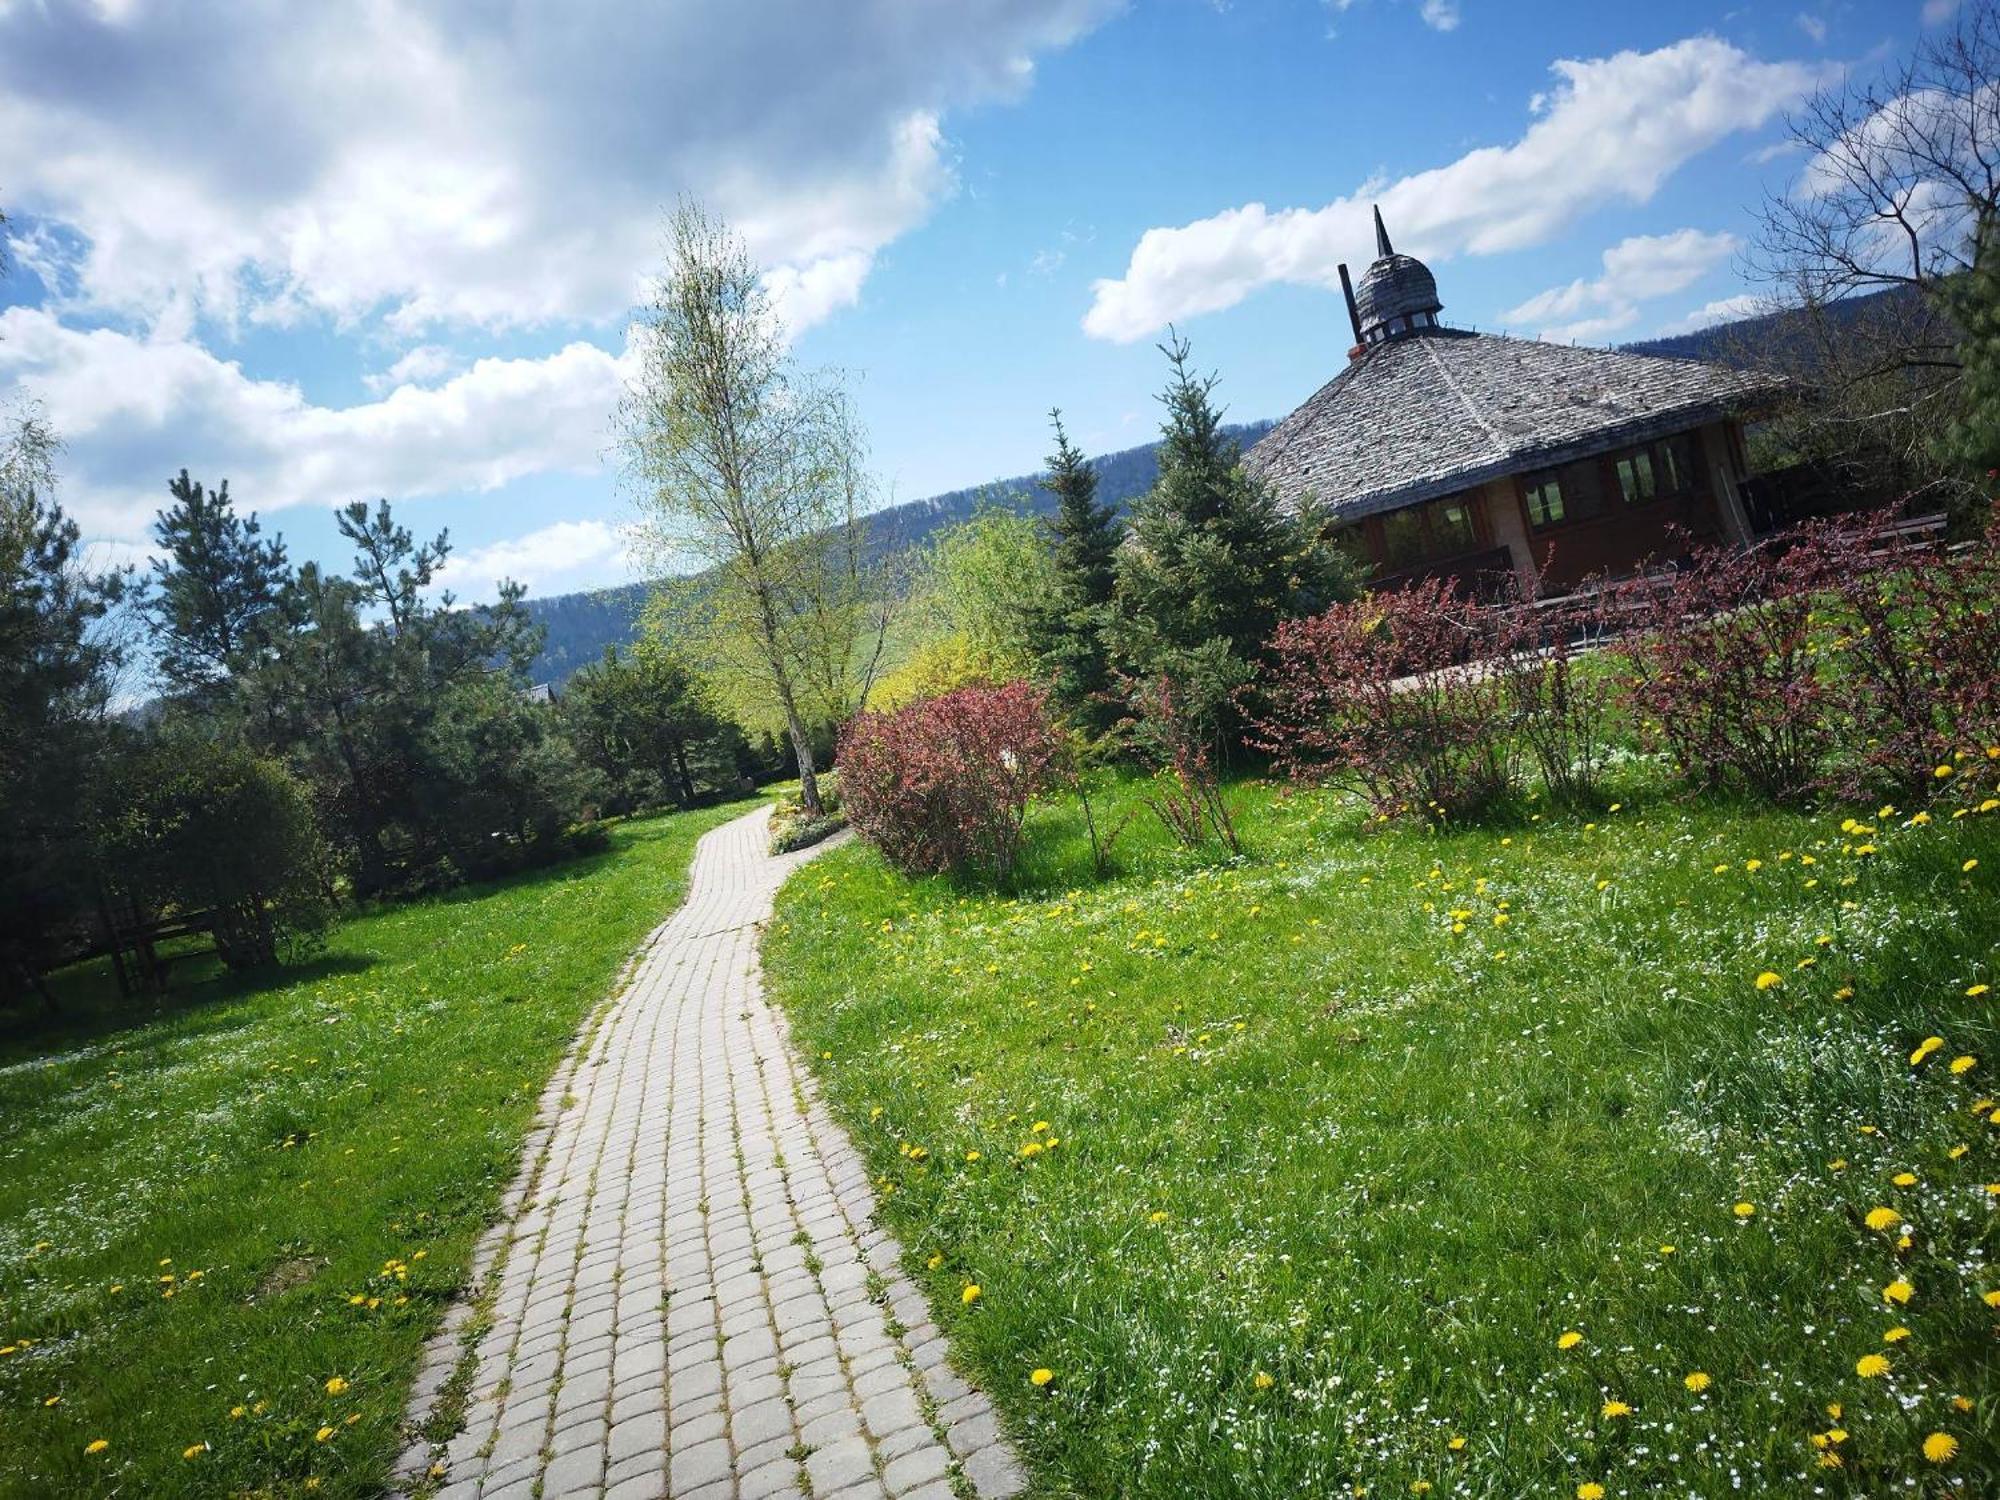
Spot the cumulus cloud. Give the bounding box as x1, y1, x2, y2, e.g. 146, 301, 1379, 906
1502, 227, 1739, 341
363, 344, 459, 395
1083, 36, 1818, 342
435, 519, 631, 602
0, 0, 1113, 337
0, 306, 630, 544
1420, 0, 1462, 31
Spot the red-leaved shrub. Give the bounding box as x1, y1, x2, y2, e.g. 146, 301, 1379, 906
1772, 512, 2000, 793
1610, 541, 1830, 801
1247, 577, 1518, 823
1120, 671, 1240, 852
838, 681, 1064, 878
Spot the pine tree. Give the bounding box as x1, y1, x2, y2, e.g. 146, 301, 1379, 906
141, 470, 289, 696
1112, 334, 1354, 742
1027, 410, 1122, 735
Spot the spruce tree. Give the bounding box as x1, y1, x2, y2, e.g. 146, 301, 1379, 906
1941, 216, 2000, 537
142, 470, 289, 696
1112, 334, 1353, 741
1027, 410, 1122, 735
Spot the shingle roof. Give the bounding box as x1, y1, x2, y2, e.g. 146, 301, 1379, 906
1244, 329, 1784, 522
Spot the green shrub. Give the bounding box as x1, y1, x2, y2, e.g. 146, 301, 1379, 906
91, 738, 333, 970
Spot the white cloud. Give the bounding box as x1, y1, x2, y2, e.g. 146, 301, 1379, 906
1502, 227, 1739, 340
1420, 0, 1461, 31
0, 1, 1114, 339
1924, 0, 1962, 23
1795, 13, 1828, 45
1663, 293, 1766, 332
1082, 36, 1818, 342
435, 519, 630, 601
0, 306, 630, 546
363, 344, 459, 395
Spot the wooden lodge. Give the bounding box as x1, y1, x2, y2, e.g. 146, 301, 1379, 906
1245, 209, 1785, 595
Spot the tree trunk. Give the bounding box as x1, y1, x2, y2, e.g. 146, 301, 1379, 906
786, 710, 822, 815
671, 739, 696, 808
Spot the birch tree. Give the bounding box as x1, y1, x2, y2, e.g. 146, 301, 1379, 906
622, 200, 878, 814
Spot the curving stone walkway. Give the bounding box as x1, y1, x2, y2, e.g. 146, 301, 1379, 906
399, 809, 1025, 1500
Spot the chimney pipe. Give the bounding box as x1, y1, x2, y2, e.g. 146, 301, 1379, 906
1337, 262, 1365, 359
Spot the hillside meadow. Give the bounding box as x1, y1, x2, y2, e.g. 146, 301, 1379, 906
0, 798, 755, 1500
765, 769, 2000, 1498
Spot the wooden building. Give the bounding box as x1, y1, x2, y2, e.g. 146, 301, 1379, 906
1245, 210, 1784, 594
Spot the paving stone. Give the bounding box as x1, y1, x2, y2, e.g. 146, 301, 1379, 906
385, 812, 1021, 1498
962, 1443, 1028, 1499
882, 1442, 950, 1495
805, 1435, 877, 1495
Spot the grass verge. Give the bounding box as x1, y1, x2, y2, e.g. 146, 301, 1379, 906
0, 797, 756, 1499
764, 771, 2000, 1498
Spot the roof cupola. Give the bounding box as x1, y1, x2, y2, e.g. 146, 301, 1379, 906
1345, 207, 1443, 348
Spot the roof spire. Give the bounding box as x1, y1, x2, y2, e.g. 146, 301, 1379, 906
1373, 204, 1393, 259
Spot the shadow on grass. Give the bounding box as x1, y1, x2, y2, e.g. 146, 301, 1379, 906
0, 946, 379, 1068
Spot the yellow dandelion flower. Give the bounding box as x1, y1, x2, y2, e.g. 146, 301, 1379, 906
1883, 1279, 1914, 1305
1577, 1485, 1606, 1500
1912, 1036, 1945, 1065
1923, 1431, 1959, 1464
1893, 1171, 1918, 1187
1600, 1399, 1632, 1419
85, 1440, 109, 1455
1983, 1289, 2000, 1308
1253, 1371, 1276, 1391
1659, 1244, 1676, 1256
1030, 1368, 1053, 1387
324, 1377, 349, 1395
1865, 1207, 1901, 1231
1447, 1435, 1467, 1452
1935, 763, 1955, 779
1965, 860, 1980, 873
1754, 971, 1783, 990
1148, 1210, 1169, 1224
315, 1426, 336, 1443
1970, 984, 1991, 997
960, 1284, 981, 1306
1952, 1055, 1977, 1074
1558, 1330, 1583, 1350
1684, 1371, 1711, 1392
1733, 1201, 1756, 1219
182, 1444, 206, 1461
1884, 1326, 1911, 1343
1856, 1353, 1891, 1377
926, 1253, 943, 1270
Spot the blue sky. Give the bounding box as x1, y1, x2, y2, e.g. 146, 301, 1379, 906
0, 0, 1942, 607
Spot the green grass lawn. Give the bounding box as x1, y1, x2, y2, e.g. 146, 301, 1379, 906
0, 797, 756, 1500
764, 769, 2000, 1498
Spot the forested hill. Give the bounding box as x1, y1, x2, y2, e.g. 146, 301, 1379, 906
1620, 283, 1916, 365
521, 419, 1275, 684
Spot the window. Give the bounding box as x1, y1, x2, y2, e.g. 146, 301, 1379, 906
1657, 433, 1697, 494
1616, 449, 1657, 504
1432, 499, 1477, 554
1524, 473, 1565, 528
1376, 495, 1482, 569
1380, 505, 1427, 567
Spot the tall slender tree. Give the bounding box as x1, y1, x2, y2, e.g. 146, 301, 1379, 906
620, 199, 874, 815
1027, 410, 1122, 735
140, 471, 288, 697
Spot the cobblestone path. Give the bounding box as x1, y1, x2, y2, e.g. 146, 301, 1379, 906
400, 809, 1026, 1500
